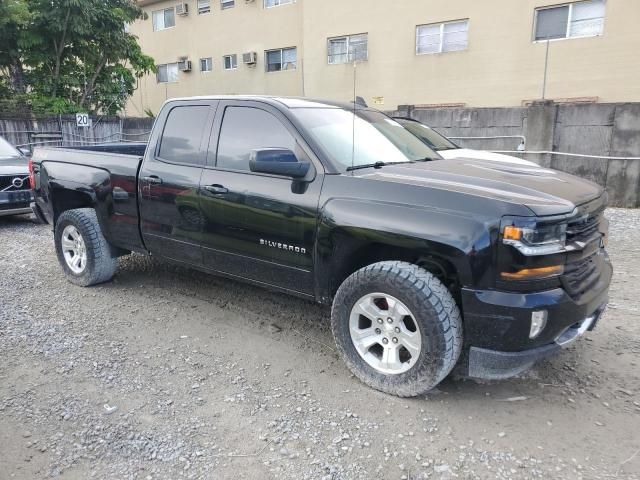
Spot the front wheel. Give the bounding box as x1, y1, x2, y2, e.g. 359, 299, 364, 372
331, 261, 463, 397
54, 208, 118, 286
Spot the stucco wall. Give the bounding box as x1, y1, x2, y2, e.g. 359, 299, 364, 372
128, 0, 640, 114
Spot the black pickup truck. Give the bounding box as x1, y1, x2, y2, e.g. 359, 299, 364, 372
31, 96, 612, 397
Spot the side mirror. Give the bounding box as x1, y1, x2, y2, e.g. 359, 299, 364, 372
249, 148, 310, 179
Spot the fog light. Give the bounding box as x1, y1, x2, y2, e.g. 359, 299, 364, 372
530, 310, 548, 339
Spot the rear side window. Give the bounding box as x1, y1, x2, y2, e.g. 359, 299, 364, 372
158, 106, 210, 166
216, 107, 296, 171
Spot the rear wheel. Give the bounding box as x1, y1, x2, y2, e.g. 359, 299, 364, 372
54, 208, 117, 286
331, 261, 462, 397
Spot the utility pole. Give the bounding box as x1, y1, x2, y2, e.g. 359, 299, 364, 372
542, 39, 550, 100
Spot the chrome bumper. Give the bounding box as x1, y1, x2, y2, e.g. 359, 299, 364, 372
555, 304, 606, 346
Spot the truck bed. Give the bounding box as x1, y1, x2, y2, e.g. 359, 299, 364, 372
66, 142, 147, 157
32, 144, 146, 253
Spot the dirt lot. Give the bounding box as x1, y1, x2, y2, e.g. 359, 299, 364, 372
0, 209, 639, 480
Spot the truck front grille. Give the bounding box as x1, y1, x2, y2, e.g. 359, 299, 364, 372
565, 205, 604, 244
562, 251, 601, 298
562, 197, 607, 299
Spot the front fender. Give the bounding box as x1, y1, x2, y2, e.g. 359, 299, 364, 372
315, 198, 498, 302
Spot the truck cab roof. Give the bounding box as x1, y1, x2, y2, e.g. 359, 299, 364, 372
164, 95, 366, 111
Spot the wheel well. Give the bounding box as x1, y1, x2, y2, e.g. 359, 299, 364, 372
331, 243, 461, 303
52, 189, 94, 224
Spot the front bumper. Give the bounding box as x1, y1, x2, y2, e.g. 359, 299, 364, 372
461, 250, 612, 379
467, 303, 606, 379
0, 190, 34, 217
0, 206, 32, 217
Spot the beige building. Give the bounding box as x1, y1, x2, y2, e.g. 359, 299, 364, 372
128, 0, 640, 115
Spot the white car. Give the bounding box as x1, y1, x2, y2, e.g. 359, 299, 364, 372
393, 117, 538, 167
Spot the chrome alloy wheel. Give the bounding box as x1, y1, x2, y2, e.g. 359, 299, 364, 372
61, 225, 87, 274
349, 293, 422, 374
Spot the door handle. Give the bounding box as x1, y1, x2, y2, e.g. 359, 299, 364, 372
203, 184, 228, 194
143, 175, 163, 185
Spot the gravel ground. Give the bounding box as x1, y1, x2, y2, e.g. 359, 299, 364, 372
0, 208, 639, 480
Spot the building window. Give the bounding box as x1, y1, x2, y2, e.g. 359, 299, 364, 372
157, 63, 179, 83
416, 20, 469, 55
197, 0, 211, 14
221, 0, 235, 9
328, 33, 368, 64
223, 54, 238, 70
152, 7, 175, 31
534, 0, 605, 41
200, 57, 213, 72
265, 47, 297, 72
264, 0, 293, 8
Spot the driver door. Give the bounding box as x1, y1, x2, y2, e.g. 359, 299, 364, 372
198, 101, 324, 296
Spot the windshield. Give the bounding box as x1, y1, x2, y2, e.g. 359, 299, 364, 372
292, 108, 439, 170
0, 137, 21, 160
394, 119, 458, 151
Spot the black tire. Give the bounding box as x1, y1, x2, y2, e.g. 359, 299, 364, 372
331, 261, 463, 397
54, 208, 118, 287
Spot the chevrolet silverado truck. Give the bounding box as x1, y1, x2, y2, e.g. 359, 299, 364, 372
30, 96, 612, 397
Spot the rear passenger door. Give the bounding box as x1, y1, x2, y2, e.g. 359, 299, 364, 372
139, 100, 217, 265
198, 100, 324, 296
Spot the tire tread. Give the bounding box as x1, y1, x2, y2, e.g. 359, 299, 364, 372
54, 208, 117, 286
331, 261, 463, 397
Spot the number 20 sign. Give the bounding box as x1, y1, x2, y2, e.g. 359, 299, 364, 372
76, 113, 90, 128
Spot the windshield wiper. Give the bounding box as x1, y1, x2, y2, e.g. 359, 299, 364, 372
346, 161, 387, 172
346, 160, 415, 172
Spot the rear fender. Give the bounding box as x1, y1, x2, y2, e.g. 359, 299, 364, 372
43, 162, 114, 242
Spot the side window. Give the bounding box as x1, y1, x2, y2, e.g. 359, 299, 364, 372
158, 106, 210, 166
216, 107, 296, 172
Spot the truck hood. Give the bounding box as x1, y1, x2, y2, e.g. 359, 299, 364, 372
0, 157, 29, 176
358, 158, 603, 217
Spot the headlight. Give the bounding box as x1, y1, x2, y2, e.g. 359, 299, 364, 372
502, 223, 567, 256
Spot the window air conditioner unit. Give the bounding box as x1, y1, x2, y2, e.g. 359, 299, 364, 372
243, 52, 257, 65
178, 60, 192, 72
176, 2, 189, 15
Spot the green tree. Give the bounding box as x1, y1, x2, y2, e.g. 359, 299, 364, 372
0, 0, 155, 114
0, 0, 31, 94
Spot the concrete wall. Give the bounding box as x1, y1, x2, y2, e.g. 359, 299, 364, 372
392, 102, 640, 207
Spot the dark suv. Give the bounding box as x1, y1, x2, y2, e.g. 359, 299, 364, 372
0, 136, 33, 217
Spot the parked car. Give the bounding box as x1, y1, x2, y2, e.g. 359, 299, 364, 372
31, 97, 612, 397
393, 116, 538, 166
0, 136, 34, 217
